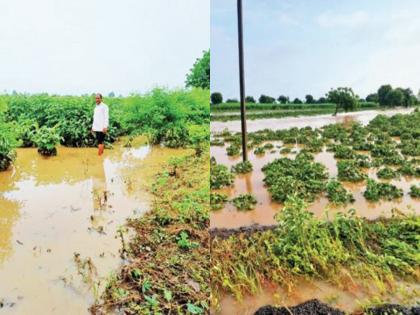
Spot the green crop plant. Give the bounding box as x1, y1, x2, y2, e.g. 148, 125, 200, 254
337, 160, 367, 182
253, 146, 265, 155
226, 144, 240, 156
210, 193, 228, 211
212, 196, 420, 306
364, 179, 403, 201
231, 160, 253, 174
262, 152, 328, 202
0, 122, 17, 171
409, 185, 420, 198
326, 180, 355, 205
377, 167, 399, 180
232, 194, 257, 211
210, 161, 233, 189
33, 126, 61, 156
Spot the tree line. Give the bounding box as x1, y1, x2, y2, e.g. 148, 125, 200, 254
211, 85, 419, 110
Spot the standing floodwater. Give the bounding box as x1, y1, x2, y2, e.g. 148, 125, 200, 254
211, 108, 415, 133
0, 139, 190, 314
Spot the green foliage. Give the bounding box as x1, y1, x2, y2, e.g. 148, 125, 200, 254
212, 196, 420, 302
231, 160, 253, 174
4, 88, 209, 149
210, 193, 228, 211
226, 144, 240, 156
185, 50, 210, 90
177, 231, 199, 250
326, 180, 355, 205
211, 92, 223, 105
409, 185, 420, 198
364, 179, 403, 202
210, 160, 234, 189
377, 167, 399, 179
262, 152, 328, 202
33, 126, 61, 156
0, 122, 17, 171
337, 160, 367, 182
327, 87, 359, 114
259, 94, 276, 104
232, 194, 257, 211
253, 146, 265, 155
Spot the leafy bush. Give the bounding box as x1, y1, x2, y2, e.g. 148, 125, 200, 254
226, 144, 240, 156
326, 180, 355, 205
409, 185, 420, 198
231, 160, 253, 174
33, 126, 61, 156
210, 193, 228, 211
232, 194, 257, 211
254, 146, 265, 155
337, 160, 366, 182
262, 153, 328, 202
377, 167, 399, 179
0, 123, 16, 171
210, 161, 233, 189
364, 179, 403, 201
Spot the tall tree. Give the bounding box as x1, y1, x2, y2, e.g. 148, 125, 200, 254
327, 87, 359, 115
211, 92, 223, 105
377, 85, 393, 106
278, 95, 289, 104
305, 94, 315, 104
245, 96, 256, 103
259, 94, 275, 104
185, 50, 210, 89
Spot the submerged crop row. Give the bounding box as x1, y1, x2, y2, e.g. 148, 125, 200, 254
211, 196, 420, 311
91, 151, 210, 314
211, 110, 420, 206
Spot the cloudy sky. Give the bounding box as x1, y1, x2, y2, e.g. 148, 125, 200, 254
0, 0, 209, 95
211, 0, 420, 100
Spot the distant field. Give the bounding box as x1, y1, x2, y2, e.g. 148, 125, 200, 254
211, 102, 380, 121
211, 101, 378, 112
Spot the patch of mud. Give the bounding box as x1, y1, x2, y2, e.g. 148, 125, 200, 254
254, 299, 344, 315
254, 300, 420, 315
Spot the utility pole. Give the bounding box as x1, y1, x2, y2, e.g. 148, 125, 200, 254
237, 0, 248, 161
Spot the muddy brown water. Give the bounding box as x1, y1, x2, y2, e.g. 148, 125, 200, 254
0, 138, 191, 314
211, 143, 418, 229
211, 110, 419, 314
211, 108, 415, 133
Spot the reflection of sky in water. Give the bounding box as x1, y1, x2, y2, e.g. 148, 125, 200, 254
122, 145, 151, 160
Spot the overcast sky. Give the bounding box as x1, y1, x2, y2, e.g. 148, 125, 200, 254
0, 0, 209, 95
211, 0, 420, 100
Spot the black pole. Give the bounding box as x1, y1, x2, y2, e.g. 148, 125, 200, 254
237, 0, 248, 161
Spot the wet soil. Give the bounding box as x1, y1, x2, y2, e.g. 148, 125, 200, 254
0, 138, 190, 314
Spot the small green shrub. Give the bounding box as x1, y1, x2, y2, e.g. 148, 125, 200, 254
409, 185, 420, 198
364, 179, 403, 201
337, 160, 366, 182
377, 167, 399, 179
231, 160, 253, 174
232, 194, 257, 211
210, 162, 233, 189
33, 126, 61, 156
210, 193, 228, 211
326, 180, 355, 205
226, 144, 240, 156
254, 146, 265, 155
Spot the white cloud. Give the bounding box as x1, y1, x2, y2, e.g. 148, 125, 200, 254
317, 10, 369, 28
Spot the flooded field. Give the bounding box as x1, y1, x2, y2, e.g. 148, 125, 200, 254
211, 108, 414, 133
0, 138, 190, 314
211, 142, 418, 229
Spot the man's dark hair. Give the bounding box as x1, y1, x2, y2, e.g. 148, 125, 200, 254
96, 93, 103, 99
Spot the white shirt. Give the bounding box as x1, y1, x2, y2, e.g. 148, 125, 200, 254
92, 102, 109, 132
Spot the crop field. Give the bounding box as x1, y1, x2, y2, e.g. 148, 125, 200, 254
210, 110, 419, 314
0, 89, 210, 314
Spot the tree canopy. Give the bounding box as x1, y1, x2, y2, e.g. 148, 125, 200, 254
185, 50, 210, 90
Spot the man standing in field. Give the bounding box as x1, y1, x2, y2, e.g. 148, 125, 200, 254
92, 93, 109, 156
